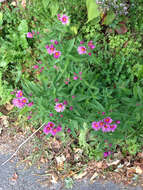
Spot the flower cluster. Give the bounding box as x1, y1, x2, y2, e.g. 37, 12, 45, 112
27, 30, 39, 38
43, 122, 62, 136
45, 42, 61, 59
92, 117, 120, 132
77, 41, 95, 55
57, 14, 69, 25
12, 90, 33, 109
33, 60, 46, 74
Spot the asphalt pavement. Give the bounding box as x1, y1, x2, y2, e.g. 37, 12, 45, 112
0, 154, 142, 190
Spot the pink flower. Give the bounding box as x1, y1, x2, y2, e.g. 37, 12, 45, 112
60, 114, 63, 118
55, 98, 59, 102
60, 14, 69, 25
104, 151, 111, 158
27, 102, 34, 107
47, 122, 55, 128
65, 81, 69, 85
73, 76, 78, 80
37, 32, 40, 35
67, 128, 71, 133
77, 46, 87, 54
115, 120, 120, 124
32, 30, 35, 35
69, 106, 73, 110
51, 128, 58, 136
102, 112, 105, 115
27, 115, 32, 120
54, 40, 59, 45
88, 41, 95, 49
63, 100, 68, 105
109, 144, 112, 147
45, 45, 49, 49
33, 65, 39, 69
43, 124, 52, 135
49, 113, 53, 117
21, 97, 28, 105
56, 125, 62, 132
104, 117, 113, 124
57, 14, 61, 20
109, 124, 117, 132
88, 52, 92, 56
41, 67, 44, 70
16, 90, 23, 98
27, 32, 33, 38
12, 98, 24, 109
53, 51, 61, 59
80, 77, 82, 80
10, 91, 15, 95
102, 124, 110, 132
72, 96, 75, 98
92, 122, 100, 131
79, 72, 82, 75
55, 103, 65, 112
80, 41, 84, 44
47, 44, 56, 55
98, 120, 104, 127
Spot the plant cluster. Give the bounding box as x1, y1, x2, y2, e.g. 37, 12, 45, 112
0, 0, 143, 161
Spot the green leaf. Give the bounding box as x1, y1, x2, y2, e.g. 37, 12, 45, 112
0, 12, 3, 26
86, 0, 100, 22
18, 19, 28, 34
102, 11, 116, 25
50, 0, 59, 17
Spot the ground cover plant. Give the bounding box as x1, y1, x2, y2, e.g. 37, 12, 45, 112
0, 0, 143, 186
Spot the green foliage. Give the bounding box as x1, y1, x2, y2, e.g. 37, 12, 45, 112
86, 0, 100, 22
0, 0, 143, 161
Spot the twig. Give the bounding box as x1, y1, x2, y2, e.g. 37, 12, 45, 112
1, 123, 45, 166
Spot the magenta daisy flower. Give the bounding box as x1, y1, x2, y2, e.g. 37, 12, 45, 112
55, 103, 65, 112
43, 124, 52, 135
47, 122, 55, 128
21, 97, 28, 105
16, 90, 23, 98
53, 51, 61, 59
104, 117, 113, 124
47, 44, 56, 55
51, 128, 58, 136
102, 124, 110, 132
27, 32, 33, 38
60, 14, 69, 25
109, 124, 117, 132
98, 120, 104, 128
92, 122, 100, 131
77, 46, 87, 54
12, 98, 24, 109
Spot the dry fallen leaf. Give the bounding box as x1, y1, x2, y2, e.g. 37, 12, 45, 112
135, 166, 143, 175
56, 155, 66, 166
107, 159, 120, 166
74, 171, 87, 179
11, 172, 18, 181
90, 172, 98, 182
5, 103, 14, 111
